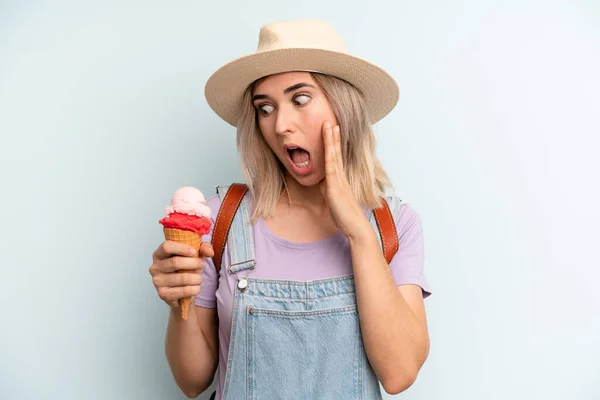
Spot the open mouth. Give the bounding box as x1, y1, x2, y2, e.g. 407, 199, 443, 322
285, 145, 311, 168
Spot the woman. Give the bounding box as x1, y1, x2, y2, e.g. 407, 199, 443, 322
149, 20, 432, 399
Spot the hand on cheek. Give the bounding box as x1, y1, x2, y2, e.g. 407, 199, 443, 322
319, 121, 367, 238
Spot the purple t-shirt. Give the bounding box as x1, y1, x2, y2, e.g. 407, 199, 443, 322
195, 193, 431, 398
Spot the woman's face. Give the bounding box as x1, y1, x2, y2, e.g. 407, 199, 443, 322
252, 72, 338, 187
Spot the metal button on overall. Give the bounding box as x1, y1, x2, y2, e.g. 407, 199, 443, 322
237, 277, 248, 291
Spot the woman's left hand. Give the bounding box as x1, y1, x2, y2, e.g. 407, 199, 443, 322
319, 121, 371, 240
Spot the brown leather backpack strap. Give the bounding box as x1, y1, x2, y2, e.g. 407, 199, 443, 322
210, 183, 249, 273
373, 198, 399, 264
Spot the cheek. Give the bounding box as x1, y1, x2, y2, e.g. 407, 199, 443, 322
258, 118, 269, 138
304, 100, 337, 134
258, 120, 277, 150
304, 111, 336, 152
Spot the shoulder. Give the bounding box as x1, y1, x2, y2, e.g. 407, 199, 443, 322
382, 196, 423, 245
383, 196, 431, 296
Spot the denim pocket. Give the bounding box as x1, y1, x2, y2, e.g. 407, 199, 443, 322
246, 305, 364, 400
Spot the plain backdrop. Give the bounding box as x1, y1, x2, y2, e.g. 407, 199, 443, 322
1, 1, 599, 399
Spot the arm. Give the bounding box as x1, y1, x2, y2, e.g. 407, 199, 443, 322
349, 227, 430, 395
155, 196, 223, 398
165, 305, 218, 398
318, 121, 430, 394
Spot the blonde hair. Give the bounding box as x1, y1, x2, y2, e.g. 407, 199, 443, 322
237, 72, 392, 222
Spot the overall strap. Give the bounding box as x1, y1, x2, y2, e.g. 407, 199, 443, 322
368, 196, 402, 263
221, 184, 256, 273
211, 183, 249, 273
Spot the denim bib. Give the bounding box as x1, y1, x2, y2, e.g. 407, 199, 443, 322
216, 185, 402, 400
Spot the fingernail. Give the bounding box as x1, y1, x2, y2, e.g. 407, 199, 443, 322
189, 248, 197, 255
325, 121, 331, 129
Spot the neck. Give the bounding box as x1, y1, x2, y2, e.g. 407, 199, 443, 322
280, 174, 327, 212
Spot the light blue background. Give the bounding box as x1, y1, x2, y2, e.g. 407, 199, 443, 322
1, 1, 599, 399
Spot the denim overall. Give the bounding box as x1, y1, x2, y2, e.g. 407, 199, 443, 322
216, 185, 403, 400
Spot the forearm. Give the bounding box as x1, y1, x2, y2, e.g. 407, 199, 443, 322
349, 228, 429, 394
165, 306, 217, 397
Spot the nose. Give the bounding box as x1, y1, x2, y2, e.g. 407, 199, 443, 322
274, 106, 295, 136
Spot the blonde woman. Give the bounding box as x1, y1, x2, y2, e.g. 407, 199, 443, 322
149, 20, 432, 400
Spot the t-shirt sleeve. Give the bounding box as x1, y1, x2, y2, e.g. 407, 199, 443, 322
388, 202, 432, 298
194, 193, 222, 309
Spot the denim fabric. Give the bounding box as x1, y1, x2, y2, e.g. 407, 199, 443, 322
216, 185, 401, 400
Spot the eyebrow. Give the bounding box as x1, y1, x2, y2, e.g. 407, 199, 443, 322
252, 83, 316, 102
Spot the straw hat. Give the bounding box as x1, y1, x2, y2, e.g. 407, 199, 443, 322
204, 20, 400, 127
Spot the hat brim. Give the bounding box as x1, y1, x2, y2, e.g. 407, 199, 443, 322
204, 48, 400, 127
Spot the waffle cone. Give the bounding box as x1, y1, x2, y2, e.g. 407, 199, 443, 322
163, 227, 202, 320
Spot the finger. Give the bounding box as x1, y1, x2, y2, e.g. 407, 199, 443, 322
152, 268, 202, 289
322, 121, 332, 157
161, 255, 206, 273
323, 122, 337, 177
161, 270, 203, 288
153, 240, 198, 261
199, 242, 214, 258
322, 120, 331, 136
334, 125, 343, 168
158, 285, 201, 303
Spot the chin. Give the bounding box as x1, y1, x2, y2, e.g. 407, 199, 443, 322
284, 170, 324, 188
297, 177, 323, 187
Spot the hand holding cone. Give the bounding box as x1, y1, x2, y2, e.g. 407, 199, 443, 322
159, 187, 212, 320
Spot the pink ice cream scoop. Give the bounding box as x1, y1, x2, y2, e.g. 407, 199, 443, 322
164, 186, 211, 218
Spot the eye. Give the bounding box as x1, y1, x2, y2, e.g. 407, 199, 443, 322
293, 94, 310, 106
258, 104, 275, 116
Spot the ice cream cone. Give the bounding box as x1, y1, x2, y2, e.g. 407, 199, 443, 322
163, 227, 202, 320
